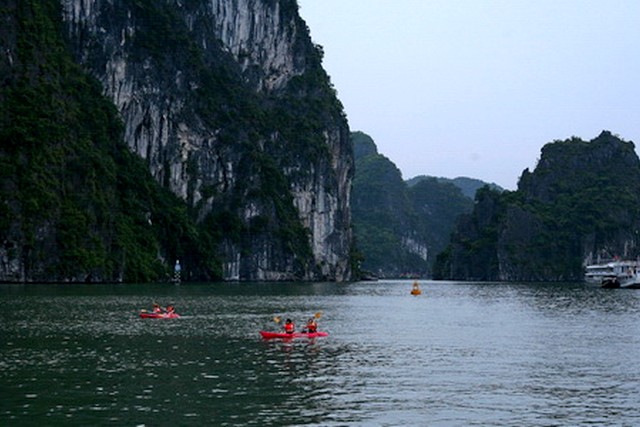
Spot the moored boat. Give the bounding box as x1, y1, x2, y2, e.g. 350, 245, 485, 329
585, 259, 640, 288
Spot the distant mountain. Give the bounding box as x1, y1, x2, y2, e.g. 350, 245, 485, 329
352, 131, 378, 159
351, 132, 473, 278
407, 176, 503, 199
434, 131, 640, 281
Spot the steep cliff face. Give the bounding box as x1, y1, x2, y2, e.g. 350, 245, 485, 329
1, 0, 227, 283
59, 0, 353, 281
351, 132, 473, 278
435, 131, 640, 282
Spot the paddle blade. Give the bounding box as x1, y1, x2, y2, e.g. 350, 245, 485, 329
273, 316, 281, 323
314, 311, 322, 319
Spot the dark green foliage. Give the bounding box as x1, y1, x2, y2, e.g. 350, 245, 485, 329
407, 175, 503, 199
0, 0, 220, 282
408, 178, 474, 253
351, 131, 378, 160
351, 132, 474, 278
433, 187, 506, 281
351, 149, 419, 276
263, 63, 345, 176
237, 151, 313, 262
1, 0, 351, 282
435, 132, 640, 281
129, 0, 191, 62
105, 0, 338, 272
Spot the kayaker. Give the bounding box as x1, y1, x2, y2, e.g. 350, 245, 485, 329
166, 304, 176, 314
283, 318, 295, 334
304, 318, 318, 333
152, 303, 163, 314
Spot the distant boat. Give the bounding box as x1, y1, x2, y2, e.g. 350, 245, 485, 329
359, 270, 379, 281
585, 260, 640, 289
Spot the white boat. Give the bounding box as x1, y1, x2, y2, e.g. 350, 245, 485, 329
584, 260, 640, 288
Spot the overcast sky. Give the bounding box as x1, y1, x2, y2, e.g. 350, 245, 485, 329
297, 0, 640, 190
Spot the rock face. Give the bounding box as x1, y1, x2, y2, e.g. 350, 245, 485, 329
351, 132, 473, 278
59, 0, 353, 281
435, 131, 640, 282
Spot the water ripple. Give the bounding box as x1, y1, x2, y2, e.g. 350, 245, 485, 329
2, 281, 640, 425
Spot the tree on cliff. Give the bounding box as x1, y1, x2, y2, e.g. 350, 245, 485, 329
0, 0, 353, 282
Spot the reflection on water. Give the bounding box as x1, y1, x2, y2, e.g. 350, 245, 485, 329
2, 281, 640, 426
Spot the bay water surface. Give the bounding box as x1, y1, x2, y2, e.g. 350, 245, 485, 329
1, 280, 639, 426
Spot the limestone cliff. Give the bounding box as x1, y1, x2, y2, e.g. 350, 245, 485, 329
351, 132, 473, 278
58, 0, 353, 281
435, 131, 640, 282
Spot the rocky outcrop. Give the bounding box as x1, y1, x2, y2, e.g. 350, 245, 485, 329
58, 0, 353, 281
351, 132, 473, 278
435, 131, 640, 282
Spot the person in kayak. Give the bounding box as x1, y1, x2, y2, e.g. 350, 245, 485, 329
166, 304, 176, 314
304, 318, 318, 333
152, 303, 164, 314
283, 319, 295, 334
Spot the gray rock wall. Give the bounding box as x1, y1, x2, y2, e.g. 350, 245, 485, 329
60, 0, 353, 281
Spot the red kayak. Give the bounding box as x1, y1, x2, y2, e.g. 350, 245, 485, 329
260, 331, 328, 339
139, 311, 180, 319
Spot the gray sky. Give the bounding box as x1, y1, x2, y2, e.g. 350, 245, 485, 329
297, 0, 640, 190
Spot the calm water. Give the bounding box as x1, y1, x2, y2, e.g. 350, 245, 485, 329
1, 280, 640, 426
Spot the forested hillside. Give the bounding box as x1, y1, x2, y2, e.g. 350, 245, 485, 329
0, 0, 354, 282
407, 176, 502, 199
0, 0, 219, 282
434, 131, 640, 281
351, 132, 474, 278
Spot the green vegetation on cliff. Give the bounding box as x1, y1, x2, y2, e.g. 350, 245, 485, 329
0, 0, 219, 281
351, 132, 474, 277
352, 140, 416, 276
434, 131, 640, 281
407, 175, 503, 199
1, 0, 354, 282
